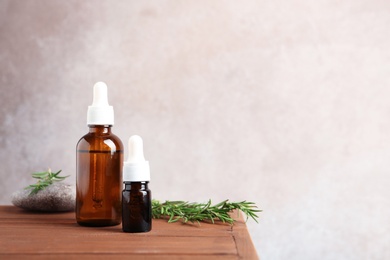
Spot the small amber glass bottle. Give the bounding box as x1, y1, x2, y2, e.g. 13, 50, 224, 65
122, 135, 152, 232
76, 82, 123, 227
122, 182, 151, 232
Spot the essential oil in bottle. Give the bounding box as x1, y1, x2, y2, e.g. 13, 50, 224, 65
122, 135, 152, 233
76, 82, 123, 227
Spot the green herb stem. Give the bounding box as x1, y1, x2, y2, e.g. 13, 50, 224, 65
25, 168, 69, 195
152, 199, 261, 225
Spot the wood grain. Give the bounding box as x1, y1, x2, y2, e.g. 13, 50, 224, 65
0, 206, 258, 259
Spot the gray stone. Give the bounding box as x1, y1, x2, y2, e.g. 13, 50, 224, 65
11, 182, 75, 212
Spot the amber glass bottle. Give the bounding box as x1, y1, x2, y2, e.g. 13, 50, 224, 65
122, 135, 152, 232
76, 125, 123, 226
122, 182, 152, 232
76, 82, 123, 227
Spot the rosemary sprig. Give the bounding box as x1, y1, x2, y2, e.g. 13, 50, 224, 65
25, 168, 69, 195
152, 199, 261, 225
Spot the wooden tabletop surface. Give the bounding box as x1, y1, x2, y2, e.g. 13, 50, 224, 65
0, 206, 258, 259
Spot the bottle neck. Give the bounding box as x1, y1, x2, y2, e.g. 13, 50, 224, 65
88, 125, 112, 134
124, 182, 149, 191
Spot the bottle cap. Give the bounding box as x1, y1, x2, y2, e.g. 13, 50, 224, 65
123, 135, 150, 182
87, 82, 114, 125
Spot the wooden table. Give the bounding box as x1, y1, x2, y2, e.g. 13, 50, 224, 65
0, 206, 258, 259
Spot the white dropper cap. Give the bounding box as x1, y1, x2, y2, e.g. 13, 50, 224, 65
123, 135, 151, 182
87, 82, 114, 125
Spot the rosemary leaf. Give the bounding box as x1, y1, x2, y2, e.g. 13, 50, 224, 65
152, 199, 261, 225
25, 168, 69, 195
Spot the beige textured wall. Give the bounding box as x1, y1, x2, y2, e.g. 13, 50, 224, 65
1, 0, 390, 259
